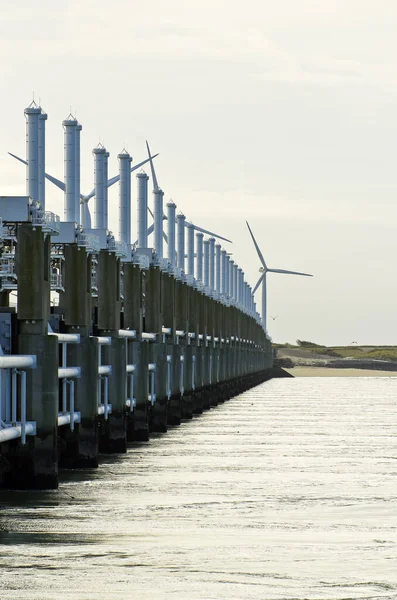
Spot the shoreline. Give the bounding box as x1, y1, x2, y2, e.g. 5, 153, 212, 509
285, 366, 397, 378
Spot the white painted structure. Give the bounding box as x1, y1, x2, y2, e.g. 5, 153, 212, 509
25, 103, 41, 203
177, 213, 186, 271
63, 116, 78, 222
38, 110, 47, 209
167, 201, 176, 265
196, 232, 204, 282
137, 172, 149, 248
215, 243, 221, 293
118, 150, 132, 246
75, 123, 82, 225
187, 223, 195, 277
92, 146, 107, 229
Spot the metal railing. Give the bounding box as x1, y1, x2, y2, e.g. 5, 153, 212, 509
166, 355, 172, 399
52, 332, 81, 430
97, 336, 112, 419
180, 354, 185, 396
50, 273, 64, 292
119, 329, 137, 410
0, 354, 37, 445
77, 231, 101, 253
0, 255, 17, 291
148, 363, 156, 405
191, 355, 196, 391
32, 210, 60, 234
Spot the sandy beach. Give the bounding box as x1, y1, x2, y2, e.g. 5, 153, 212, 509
285, 367, 397, 378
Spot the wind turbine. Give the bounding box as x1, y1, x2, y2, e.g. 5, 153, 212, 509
246, 221, 313, 331
142, 141, 232, 246
8, 150, 158, 228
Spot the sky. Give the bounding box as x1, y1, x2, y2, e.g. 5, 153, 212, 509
1, 0, 397, 346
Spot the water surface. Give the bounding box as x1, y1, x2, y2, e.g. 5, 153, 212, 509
1, 377, 397, 599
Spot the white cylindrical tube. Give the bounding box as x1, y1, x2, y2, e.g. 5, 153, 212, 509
153, 189, 164, 258
203, 239, 210, 286
137, 172, 148, 248
177, 213, 186, 271
225, 255, 230, 297
187, 223, 195, 277
196, 232, 203, 281
38, 110, 47, 209
75, 123, 82, 226
233, 264, 238, 302
167, 201, 176, 265
93, 146, 106, 229
215, 244, 221, 292
237, 268, 243, 304
229, 259, 234, 299
63, 117, 78, 222
118, 151, 132, 245
209, 238, 215, 290
25, 105, 41, 203
220, 249, 227, 294
104, 151, 110, 229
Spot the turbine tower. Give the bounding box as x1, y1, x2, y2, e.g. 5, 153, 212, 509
246, 222, 313, 331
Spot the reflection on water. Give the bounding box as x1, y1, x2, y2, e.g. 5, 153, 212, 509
1, 377, 397, 599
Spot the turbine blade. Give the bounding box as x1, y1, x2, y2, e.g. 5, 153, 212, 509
9, 152, 66, 192
252, 273, 265, 295
146, 140, 159, 191
8, 152, 27, 166
148, 206, 154, 219
45, 173, 66, 192
187, 221, 232, 244
163, 231, 168, 244
268, 268, 313, 277
246, 221, 267, 269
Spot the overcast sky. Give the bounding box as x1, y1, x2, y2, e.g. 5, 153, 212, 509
1, 0, 397, 345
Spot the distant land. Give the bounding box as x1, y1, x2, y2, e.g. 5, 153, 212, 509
274, 341, 397, 376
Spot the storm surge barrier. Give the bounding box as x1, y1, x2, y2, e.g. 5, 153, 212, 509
0, 101, 272, 489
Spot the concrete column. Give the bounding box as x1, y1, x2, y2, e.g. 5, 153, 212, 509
97, 251, 127, 452
12, 224, 58, 489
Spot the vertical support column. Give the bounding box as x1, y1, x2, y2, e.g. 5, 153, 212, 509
60, 243, 97, 467
38, 110, 47, 210
196, 232, 203, 282
215, 243, 221, 293
118, 151, 132, 246
104, 151, 110, 230
187, 223, 195, 277
124, 262, 148, 441
25, 104, 41, 203
146, 265, 167, 432
167, 201, 176, 266
203, 239, 210, 287
75, 123, 82, 226
229, 259, 234, 302
177, 213, 186, 271
93, 146, 106, 230
98, 251, 126, 453
153, 189, 164, 258
63, 116, 77, 222
137, 172, 149, 248
13, 224, 58, 489
209, 237, 215, 292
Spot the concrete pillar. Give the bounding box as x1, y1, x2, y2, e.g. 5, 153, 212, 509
97, 251, 127, 452
11, 224, 58, 489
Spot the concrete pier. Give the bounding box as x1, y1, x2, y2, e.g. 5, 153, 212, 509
0, 199, 273, 492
